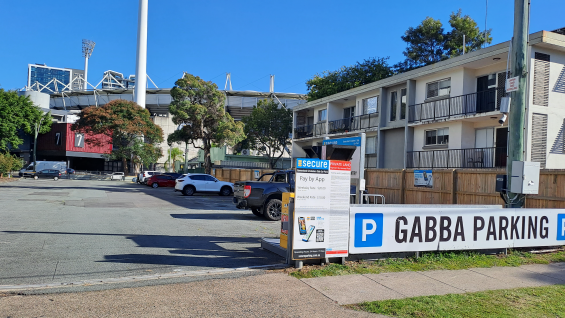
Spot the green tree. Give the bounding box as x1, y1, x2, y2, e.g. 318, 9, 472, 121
164, 147, 183, 171
445, 9, 493, 57
242, 99, 292, 169
0, 89, 52, 152
0, 153, 24, 178
395, 11, 492, 72
395, 17, 447, 71
169, 73, 244, 174
130, 140, 163, 172
306, 57, 393, 101
72, 99, 163, 176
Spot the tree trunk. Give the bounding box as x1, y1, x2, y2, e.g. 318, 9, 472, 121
204, 144, 212, 175
122, 157, 128, 176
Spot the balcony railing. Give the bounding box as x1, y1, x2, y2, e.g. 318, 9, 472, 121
328, 113, 379, 135
407, 147, 507, 169
294, 122, 326, 139
408, 88, 507, 123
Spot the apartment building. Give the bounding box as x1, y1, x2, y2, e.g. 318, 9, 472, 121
292, 29, 565, 170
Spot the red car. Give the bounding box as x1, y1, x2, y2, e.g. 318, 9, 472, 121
146, 174, 176, 188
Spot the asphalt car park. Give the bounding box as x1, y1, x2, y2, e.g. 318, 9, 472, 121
0, 178, 283, 288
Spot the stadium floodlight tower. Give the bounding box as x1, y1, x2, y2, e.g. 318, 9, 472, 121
134, 0, 148, 108
82, 39, 96, 90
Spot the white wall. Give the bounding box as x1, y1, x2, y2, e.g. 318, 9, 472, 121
526, 45, 565, 168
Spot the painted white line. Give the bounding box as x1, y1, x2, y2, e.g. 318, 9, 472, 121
0, 264, 289, 292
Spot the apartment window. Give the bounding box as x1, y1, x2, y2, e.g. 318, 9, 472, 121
400, 89, 407, 120
425, 128, 449, 145
362, 96, 378, 114
390, 91, 398, 121
366, 136, 377, 154
426, 78, 451, 99
318, 109, 327, 122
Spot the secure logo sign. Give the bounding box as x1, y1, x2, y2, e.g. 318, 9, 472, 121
557, 214, 565, 240
354, 213, 383, 247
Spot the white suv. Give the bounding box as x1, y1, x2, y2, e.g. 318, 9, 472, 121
137, 171, 158, 184
175, 173, 234, 196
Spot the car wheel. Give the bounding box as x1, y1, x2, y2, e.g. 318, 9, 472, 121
264, 199, 282, 221
219, 186, 232, 196
182, 185, 195, 196
33, 176, 38, 180
152, 183, 159, 188
251, 208, 262, 217
54, 177, 59, 181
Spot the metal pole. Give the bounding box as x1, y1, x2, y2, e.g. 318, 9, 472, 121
83, 56, 89, 90
507, 0, 529, 208
134, 0, 148, 108
462, 34, 466, 55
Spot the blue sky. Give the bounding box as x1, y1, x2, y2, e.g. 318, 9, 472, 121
1, 0, 563, 94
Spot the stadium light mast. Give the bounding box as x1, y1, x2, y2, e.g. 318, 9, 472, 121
82, 39, 96, 90
134, 0, 148, 108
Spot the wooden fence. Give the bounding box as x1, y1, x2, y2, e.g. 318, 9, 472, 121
211, 168, 277, 184
210, 167, 565, 208
365, 169, 565, 208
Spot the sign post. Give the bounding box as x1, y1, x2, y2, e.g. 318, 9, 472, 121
292, 158, 351, 260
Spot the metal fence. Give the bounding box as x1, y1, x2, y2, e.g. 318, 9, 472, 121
408, 88, 506, 123
328, 113, 379, 135
407, 147, 507, 169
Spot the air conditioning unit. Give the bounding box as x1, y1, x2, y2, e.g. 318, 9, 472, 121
241, 149, 250, 156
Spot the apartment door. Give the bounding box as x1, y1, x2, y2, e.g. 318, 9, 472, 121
495, 128, 508, 167
343, 106, 355, 131
476, 75, 497, 113
473, 128, 494, 167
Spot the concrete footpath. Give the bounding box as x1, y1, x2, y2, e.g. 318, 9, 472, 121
2, 263, 565, 317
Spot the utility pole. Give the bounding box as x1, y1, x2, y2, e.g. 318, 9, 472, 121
506, 0, 529, 208
134, 0, 148, 108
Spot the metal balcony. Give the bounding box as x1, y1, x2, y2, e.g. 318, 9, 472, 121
407, 147, 507, 169
294, 122, 326, 139
328, 113, 379, 135
408, 88, 507, 123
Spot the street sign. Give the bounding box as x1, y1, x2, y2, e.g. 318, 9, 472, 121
506, 76, 519, 93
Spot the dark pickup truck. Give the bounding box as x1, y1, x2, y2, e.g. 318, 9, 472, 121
233, 170, 295, 221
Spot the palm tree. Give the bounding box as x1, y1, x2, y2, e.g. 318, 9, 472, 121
165, 147, 184, 172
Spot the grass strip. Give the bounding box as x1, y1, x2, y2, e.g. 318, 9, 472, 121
288, 249, 565, 279
351, 285, 565, 318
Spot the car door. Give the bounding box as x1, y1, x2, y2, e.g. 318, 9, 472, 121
165, 175, 175, 187
205, 175, 221, 192
39, 169, 50, 178
189, 175, 206, 191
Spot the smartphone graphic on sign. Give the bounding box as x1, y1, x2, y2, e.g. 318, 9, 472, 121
298, 217, 307, 235
423, 171, 428, 181
303, 225, 315, 242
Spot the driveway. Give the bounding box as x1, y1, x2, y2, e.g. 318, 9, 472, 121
0, 178, 283, 287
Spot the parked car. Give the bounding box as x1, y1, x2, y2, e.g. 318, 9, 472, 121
109, 172, 125, 180
163, 172, 182, 180
137, 171, 158, 184
33, 169, 62, 181
147, 174, 177, 188
66, 168, 75, 174
175, 173, 234, 196
20, 161, 67, 178
233, 170, 295, 221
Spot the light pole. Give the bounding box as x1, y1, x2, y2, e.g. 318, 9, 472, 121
82, 39, 95, 91
134, 0, 148, 108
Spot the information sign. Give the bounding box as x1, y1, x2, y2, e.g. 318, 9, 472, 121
506, 76, 519, 93
323, 137, 361, 179
414, 170, 433, 188
350, 206, 565, 254
293, 158, 351, 259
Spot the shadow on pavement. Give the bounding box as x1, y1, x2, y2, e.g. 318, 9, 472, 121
2, 231, 283, 268
170, 213, 266, 221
